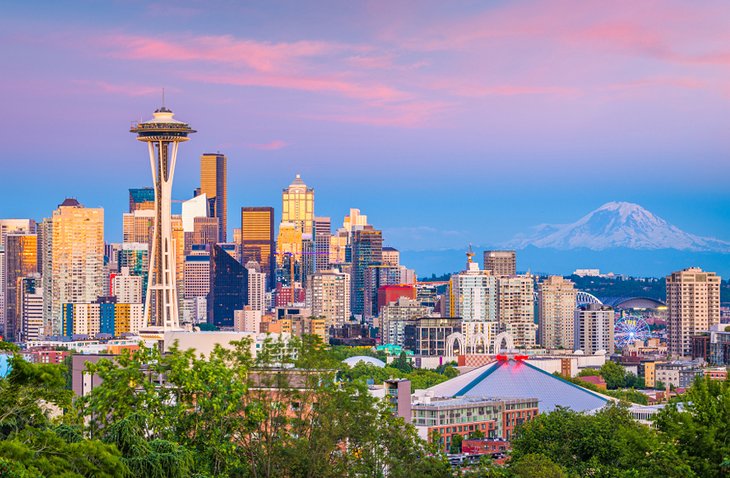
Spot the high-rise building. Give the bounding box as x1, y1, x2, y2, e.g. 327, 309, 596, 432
234, 306, 262, 333
131, 106, 195, 331
0, 219, 36, 335
313, 217, 331, 272
497, 275, 536, 348
241, 207, 275, 290
574, 304, 615, 355
449, 254, 499, 354
351, 226, 383, 317
187, 217, 219, 252
111, 267, 143, 304
329, 229, 349, 265
276, 221, 303, 284
63, 300, 145, 338
37, 218, 52, 328
667, 267, 721, 357
200, 153, 227, 243
282, 174, 314, 235
538, 276, 577, 350
118, 242, 148, 277
4, 234, 38, 341
343, 208, 368, 234
378, 284, 417, 312
381, 297, 432, 346
0, 219, 36, 245
0, 247, 4, 336
207, 244, 247, 328
183, 245, 210, 303
363, 264, 403, 319
182, 194, 218, 253
128, 187, 155, 212
382, 247, 400, 267
122, 209, 155, 244
19, 274, 43, 342
245, 261, 267, 312
46, 199, 104, 336
307, 268, 351, 329
483, 250, 516, 277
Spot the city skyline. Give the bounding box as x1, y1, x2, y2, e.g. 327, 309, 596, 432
1, 1, 730, 259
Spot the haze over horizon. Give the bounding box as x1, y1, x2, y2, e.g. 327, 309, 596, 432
2, 0, 730, 262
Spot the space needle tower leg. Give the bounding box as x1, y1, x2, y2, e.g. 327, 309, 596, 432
131, 106, 196, 333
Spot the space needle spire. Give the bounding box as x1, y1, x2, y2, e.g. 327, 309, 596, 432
130, 104, 196, 332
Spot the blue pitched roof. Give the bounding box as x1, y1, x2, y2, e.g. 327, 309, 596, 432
426, 359, 608, 413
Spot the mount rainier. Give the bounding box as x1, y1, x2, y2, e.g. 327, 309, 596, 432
508, 201, 730, 253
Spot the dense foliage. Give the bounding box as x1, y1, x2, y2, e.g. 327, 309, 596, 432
2, 338, 730, 477
510, 405, 694, 478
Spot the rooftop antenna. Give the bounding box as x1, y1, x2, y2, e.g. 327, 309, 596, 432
466, 243, 474, 263
162, 87, 165, 108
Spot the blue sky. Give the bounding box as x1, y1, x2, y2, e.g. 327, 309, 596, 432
1, 0, 729, 254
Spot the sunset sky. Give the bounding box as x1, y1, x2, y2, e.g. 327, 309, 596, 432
2, 0, 730, 251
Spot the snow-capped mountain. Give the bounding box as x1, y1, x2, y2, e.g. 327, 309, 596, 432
509, 201, 730, 252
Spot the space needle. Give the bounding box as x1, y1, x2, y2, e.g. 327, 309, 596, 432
130, 104, 195, 333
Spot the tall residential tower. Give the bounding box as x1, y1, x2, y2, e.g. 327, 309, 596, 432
200, 153, 227, 242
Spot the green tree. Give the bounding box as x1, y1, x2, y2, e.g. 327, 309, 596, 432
449, 433, 463, 454
511, 404, 694, 477
600, 360, 626, 389
656, 377, 730, 478
511, 453, 566, 478
391, 352, 413, 373
0, 354, 126, 477
578, 368, 601, 377
468, 429, 485, 439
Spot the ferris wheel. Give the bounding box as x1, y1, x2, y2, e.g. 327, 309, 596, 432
614, 315, 651, 349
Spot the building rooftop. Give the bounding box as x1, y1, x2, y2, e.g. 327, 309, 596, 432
413, 396, 535, 409
421, 358, 609, 413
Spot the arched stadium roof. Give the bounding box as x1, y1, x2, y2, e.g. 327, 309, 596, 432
343, 356, 386, 368
600, 297, 666, 309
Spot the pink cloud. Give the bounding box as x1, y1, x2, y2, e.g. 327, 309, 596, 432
72, 80, 169, 97
248, 140, 287, 150
429, 80, 580, 98
305, 100, 452, 128
182, 71, 411, 103
104, 34, 360, 73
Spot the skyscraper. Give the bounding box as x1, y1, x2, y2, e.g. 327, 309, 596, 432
46, 199, 104, 335
497, 275, 536, 348
0, 219, 36, 335
483, 250, 517, 277
449, 253, 499, 354
282, 174, 314, 235
208, 244, 247, 328
111, 267, 143, 304
245, 261, 267, 312
538, 276, 577, 350
4, 234, 37, 341
128, 187, 155, 212
241, 207, 275, 290
313, 217, 331, 272
363, 264, 403, 319
351, 226, 383, 317
19, 274, 43, 342
307, 269, 351, 329
666, 267, 721, 357
182, 245, 210, 324
276, 222, 303, 285
574, 304, 615, 355
200, 153, 227, 243
130, 106, 195, 331
382, 247, 400, 267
